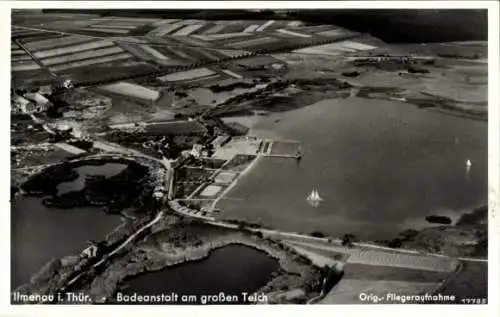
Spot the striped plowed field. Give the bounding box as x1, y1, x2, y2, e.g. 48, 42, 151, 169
48, 52, 133, 72
116, 42, 177, 65
287, 24, 340, 34
40, 46, 126, 66
11, 61, 42, 72
347, 250, 458, 273
343, 263, 450, 283
21, 35, 93, 51
52, 60, 155, 83
32, 40, 117, 59
282, 239, 458, 273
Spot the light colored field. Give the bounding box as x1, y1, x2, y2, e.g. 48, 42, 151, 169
92, 17, 158, 23
149, 22, 184, 36
139, 45, 169, 60
320, 279, 440, 304
294, 42, 356, 56
339, 41, 377, 51
152, 19, 180, 26
317, 29, 344, 37
33, 40, 115, 59
91, 20, 150, 26
41, 46, 124, 65
84, 27, 130, 34
347, 250, 457, 272
214, 171, 237, 184
183, 19, 203, 25
99, 82, 159, 101
195, 49, 220, 61
193, 32, 253, 42
90, 24, 139, 30
222, 69, 243, 79
287, 21, 303, 27
164, 47, 192, 60
200, 185, 222, 198
243, 24, 260, 33
117, 43, 152, 61
215, 49, 249, 57
12, 50, 25, 55
277, 29, 311, 38
205, 24, 226, 34
23, 35, 89, 50
256, 20, 275, 32
157, 67, 215, 82
173, 24, 205, 36
49, 53, 131, 71
228, 37, 276, 49
11, 55, 33, 61
11, 63, 41, 71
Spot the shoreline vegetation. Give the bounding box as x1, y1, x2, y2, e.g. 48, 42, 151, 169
376, 205, 488, 258
13, 79, 487, 300
15, 216, 325, 304
199, 76, 486, 123
91, 219, 324, 304
20, 158, 155, 214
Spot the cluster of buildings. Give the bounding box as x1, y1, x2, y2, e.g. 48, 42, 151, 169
12, 91, 52, 114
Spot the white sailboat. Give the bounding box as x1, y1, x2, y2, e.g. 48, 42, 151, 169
466, 159, 472, 168
306, 189, 323, 202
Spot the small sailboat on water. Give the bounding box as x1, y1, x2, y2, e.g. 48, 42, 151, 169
466, 159, 472, 168
306, 189, 323, 202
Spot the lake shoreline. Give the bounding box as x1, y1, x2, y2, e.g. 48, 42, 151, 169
85, 218, 324, 304
215, 96, 487, 248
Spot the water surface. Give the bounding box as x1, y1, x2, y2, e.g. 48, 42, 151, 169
217, 98, 487, 240
120, 244, 280, 303
11, 163, 127, 289
57, 163, 127, 195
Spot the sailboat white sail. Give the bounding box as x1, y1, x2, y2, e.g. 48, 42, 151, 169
466, 159, 472, 168
307, 189, 323, 202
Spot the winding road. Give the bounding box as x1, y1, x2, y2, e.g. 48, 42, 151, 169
66, 210, 164, 288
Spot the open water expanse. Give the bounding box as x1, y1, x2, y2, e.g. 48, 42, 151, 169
11, 163, 126, 289
217, 97, 487, 240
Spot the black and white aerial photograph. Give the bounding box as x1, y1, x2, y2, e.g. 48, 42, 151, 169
5, 2, 497, 309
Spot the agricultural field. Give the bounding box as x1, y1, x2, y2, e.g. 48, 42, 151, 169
97, 82, 160, 102
294, 40, 378, 56
157, 67, 217, 82
11, 11, 362, 89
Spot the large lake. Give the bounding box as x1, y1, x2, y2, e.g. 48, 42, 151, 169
11, 163, 127, 289
119, 244, 280, 304
217, 98, 487, 240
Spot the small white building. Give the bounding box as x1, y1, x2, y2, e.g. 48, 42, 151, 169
23, 92, 52, 113
12, 94, 32, 113
24, 92, 50, 107
190, 144, 204, 158
81, 245, 98, 258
